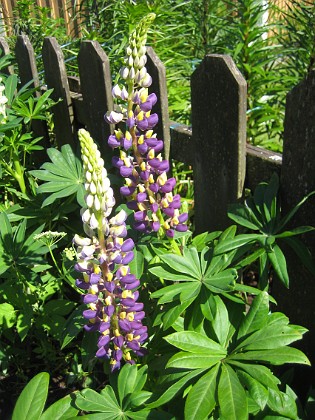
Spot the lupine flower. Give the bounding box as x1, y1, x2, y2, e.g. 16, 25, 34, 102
74, 129, 147, 371
105, 14, 188, 239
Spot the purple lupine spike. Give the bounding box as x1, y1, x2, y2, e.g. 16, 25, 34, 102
104, 13, 188, 240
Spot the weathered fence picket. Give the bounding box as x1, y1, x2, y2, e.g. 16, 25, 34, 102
0, 35, 314, 368
191, 54, 247, 233
42, 37, 76, 147
78, 41, 113, 158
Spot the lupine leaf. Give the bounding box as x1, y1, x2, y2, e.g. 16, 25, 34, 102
228, 361, 280, 390
203, 268, 237, 293
184, 364, 220, 419
237, 291, 269, 340
160, 253, 201, 278
75, 387, 119, 413
214, 234, 261, 255
117, 364, 138, 406
236, 370, 269, 410
146, 369, 204, 409
30, 145, 84, 207
149, 265, 196, 282
218, 364, 248, 420
12, 372, 49, 420
166, 352, 223, 370
151, 283, 193, 304
40, 394, 79, 420
237, 325, 304, 351
161, 298, 196, 330
267, 244, 289, 287
266, 387, 298, 419
165, 331, 226, 354
228, 204, 262, 230
229, 347, 310, 365
211, 296, 230, 347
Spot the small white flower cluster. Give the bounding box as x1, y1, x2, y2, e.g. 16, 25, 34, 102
78, 129, 116, 237
0, 77, 8, 124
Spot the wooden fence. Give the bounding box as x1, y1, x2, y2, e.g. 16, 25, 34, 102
0, 0, 83, 37
0, 35, 314, 383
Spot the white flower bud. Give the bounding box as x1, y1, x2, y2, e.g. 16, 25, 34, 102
89, 213, 99, 230
73, 234, 92, 246
86, 194, 94, 208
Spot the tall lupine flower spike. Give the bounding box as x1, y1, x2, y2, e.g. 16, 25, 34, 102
74, 129, 147, 371
105, 14, 188, 241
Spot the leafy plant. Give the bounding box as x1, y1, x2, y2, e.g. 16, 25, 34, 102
148, 292, 309, 419
225, 174, 315, 288
30, 144, 85, 207
74, 363, 172, 419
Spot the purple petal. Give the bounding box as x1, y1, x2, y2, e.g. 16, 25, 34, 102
121, 186, 136, 196
175, 224, 188, 232
120, 166, 133, 177
98, 335, 110, 347
75, 279, 90, 289
122, 251, 134, 264
166, 229, 175, 238
83, 294, 98, 304
121, 238, 135, 252
83, 309, 97, 319
125, 280, 140, 290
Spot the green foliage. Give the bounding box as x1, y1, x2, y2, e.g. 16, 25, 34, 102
74, 364, 172, 419
30, 145, 85, 207
12, 372, 79, 420
149, 292, 309, 419
227, 174, 315, 288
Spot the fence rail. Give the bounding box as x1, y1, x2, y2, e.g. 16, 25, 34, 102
0, 35, 314, 374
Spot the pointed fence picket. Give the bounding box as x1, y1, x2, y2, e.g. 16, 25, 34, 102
0, 35, 314, 372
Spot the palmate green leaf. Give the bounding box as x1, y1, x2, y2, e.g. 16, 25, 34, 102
228, 361, 280, 391
267, 244, 289, 288
117, 364, 138, 406
214, 234, 261, 255
185, 364, 220, 420
40, 394, 79, 420
266, 387, 298, 419
146, 369, 204, 409
218, 364, 248, 420
161, 298, 196, 330
12, 372, 49, 420
30, 144, 84, 207
237, 291, 269, 340
228, 204, 262, 230
150, 282, 193, 304
203, 268, 237, 293
236, 370, 269, 410
166, 352, 223, 370
75, 387, 119, 414
236, 324, 304, 351
211, 295, 230, 347
165, 331, 226, 354
148, 265, 196, 282
229, 346, 310, 366
160, 251, 201, 278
